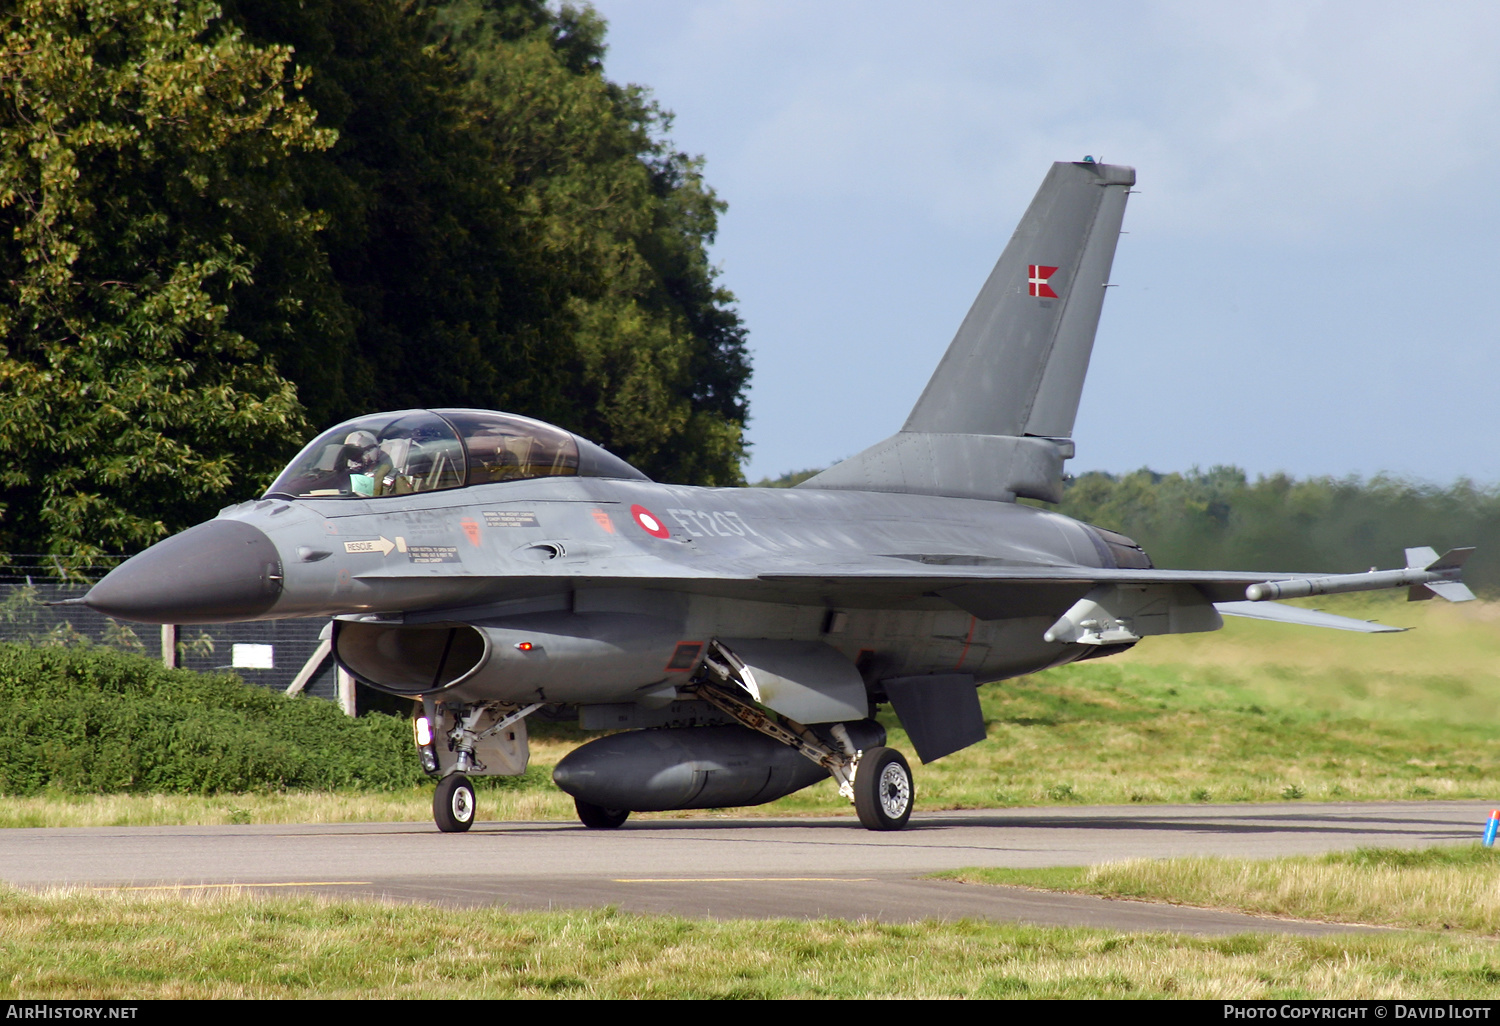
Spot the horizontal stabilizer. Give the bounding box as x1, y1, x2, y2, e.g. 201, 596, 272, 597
1214, 601, 1405, 633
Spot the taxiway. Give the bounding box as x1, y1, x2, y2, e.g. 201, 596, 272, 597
2, 801, 1484, 935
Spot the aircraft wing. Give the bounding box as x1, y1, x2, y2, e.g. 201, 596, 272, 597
365, 551, 1468, 633
749, 564, 1455, 635
759, 546, 1475, 607
758, 564, 1331, 603
358, 563, 1323, 605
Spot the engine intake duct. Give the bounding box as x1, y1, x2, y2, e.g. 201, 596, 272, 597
333, 611, 688, 699
552, 719, 886, 812
335, 621, 487, 694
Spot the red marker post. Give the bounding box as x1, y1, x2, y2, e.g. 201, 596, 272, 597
1485, 810, 1500, 848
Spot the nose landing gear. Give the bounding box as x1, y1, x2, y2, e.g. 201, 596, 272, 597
422, 700, 542, 833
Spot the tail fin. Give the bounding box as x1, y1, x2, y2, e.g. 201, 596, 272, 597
799, 160, 1134, 502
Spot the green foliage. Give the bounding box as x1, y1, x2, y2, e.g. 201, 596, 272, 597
0, 584, 153, 654
100, 619, 145, 654
0, 0, 752, 558
0, 643, 424, 794
1056, 467, 1500, 592
221, 0, 749, 483
425, 1, 750, 485
0, 0, 329, 556
0, 584, 40, 625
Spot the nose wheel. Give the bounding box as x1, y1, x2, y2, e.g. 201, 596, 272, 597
433, 773, 476, 832
853, 747, 913, 831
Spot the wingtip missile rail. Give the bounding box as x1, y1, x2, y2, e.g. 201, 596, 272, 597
1245, 547, 1477, 604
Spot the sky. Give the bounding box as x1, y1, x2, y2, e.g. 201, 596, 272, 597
585, 0, 1500, 486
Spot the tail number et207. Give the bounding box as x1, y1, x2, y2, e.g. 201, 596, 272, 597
665, 508, 760, 539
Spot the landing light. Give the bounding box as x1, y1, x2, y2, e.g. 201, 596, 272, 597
415, 716, 433, 747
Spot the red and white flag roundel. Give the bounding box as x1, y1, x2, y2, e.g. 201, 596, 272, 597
1028, 264, 1059, 298
630, 504, 670, 539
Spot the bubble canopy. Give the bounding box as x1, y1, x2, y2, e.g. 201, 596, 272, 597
265, 409, 648, 500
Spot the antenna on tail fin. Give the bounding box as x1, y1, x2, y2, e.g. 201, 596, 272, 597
799, 160, 1135, 503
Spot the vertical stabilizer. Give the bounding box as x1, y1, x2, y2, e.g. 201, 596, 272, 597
800, 161, 1133, 502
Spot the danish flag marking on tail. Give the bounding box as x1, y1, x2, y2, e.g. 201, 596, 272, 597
1028, 264, 1059, 298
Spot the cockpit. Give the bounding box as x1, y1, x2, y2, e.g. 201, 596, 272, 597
265, 409, 648, 499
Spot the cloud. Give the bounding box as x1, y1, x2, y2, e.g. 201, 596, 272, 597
596, 0, 1500, 242
587, 0, 1500, 483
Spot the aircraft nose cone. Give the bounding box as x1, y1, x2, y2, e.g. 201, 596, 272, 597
85, 520, 284, 624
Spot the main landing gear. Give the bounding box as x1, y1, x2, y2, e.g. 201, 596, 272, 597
689, 664, 917, 831
852, 746, 913, 831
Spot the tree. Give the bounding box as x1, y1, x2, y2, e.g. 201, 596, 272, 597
0, 0, 333, 558
429, 1, 750, 484
226, 0, 752, 484
1056, 466, 1500, 592
0, 0, 754, 559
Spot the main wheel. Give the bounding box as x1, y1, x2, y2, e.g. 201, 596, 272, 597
433, 773, 476, 833
853, 747, 913, 831
574, 799, 630, 829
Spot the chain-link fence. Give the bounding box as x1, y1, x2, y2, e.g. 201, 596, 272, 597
0, 557, 340, 702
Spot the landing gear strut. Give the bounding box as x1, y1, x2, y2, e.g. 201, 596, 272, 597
423, 700, 542, 832
688, 643, 917, 831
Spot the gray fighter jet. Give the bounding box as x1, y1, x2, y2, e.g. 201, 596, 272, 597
83, 160, 1475, 833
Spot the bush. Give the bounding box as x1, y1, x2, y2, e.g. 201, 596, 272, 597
0, 644, 426, 795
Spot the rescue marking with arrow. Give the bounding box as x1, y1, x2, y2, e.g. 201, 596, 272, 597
344, 537, 396, 556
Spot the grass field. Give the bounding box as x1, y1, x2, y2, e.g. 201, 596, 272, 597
5, 884, 1500, 999
905, 592, 1500, 809
6, 598, 1499, 998
941, 844, 1500, 935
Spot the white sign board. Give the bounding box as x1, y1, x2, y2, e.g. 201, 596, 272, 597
231, 644, 274, 670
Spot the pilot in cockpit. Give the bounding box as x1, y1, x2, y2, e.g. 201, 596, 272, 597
344, 430, 395, 497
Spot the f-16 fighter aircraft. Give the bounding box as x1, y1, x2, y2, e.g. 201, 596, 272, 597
84, 160, 1475, 833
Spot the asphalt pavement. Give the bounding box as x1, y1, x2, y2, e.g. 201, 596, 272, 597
2, 801, 1487, 936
